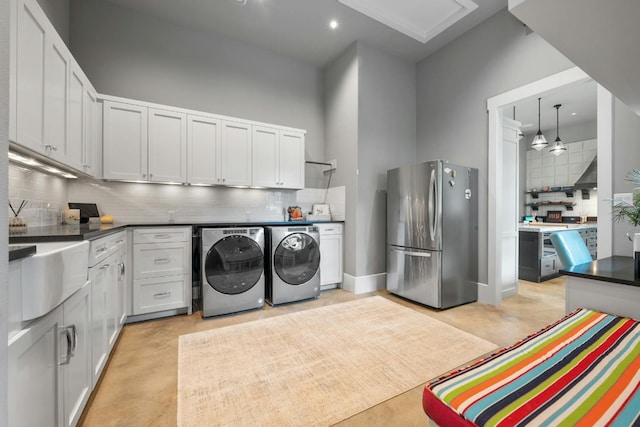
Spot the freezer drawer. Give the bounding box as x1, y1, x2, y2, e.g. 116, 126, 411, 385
386, 245, 441, 308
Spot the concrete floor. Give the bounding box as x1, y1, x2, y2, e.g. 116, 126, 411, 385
79, 278, 565, 426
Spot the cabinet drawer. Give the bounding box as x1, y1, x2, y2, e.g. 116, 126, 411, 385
133, 242, 188, 279
316, 223, 343, 235
89, 231, 126, 266
133, 275, 188, 315
133, 227, 190, 244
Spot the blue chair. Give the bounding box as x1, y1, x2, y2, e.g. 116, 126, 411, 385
550, 230, 593, 268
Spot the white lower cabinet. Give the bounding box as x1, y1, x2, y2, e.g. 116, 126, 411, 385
315, 223, 344, 289
8, 280, 92, 427
131, 227, 192, 318
88, 231, 127, 386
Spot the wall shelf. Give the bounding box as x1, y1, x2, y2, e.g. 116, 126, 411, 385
526, 188, 574, 198
525, 202, 576, 211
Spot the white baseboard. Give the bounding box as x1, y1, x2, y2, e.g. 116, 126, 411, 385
342, 272, 386, 295
477, 282, 491, 304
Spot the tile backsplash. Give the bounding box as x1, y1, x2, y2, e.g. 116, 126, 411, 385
525, 139, 598, 218
8, 164, 68, 227
8, 161, 346, 227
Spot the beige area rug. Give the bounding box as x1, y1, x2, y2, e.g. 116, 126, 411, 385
177, 296, 496, 426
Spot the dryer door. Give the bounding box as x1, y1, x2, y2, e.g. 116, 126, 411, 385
274, 233, 320, 285
205, 236, 264, 295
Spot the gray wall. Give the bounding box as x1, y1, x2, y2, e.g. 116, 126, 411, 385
0, 0, 9, 422
416, 8, 574, 284
612, 97, 640, 255
356, 43, 416, 276
324, 44, 359, 275
36, 0, 69, 45
69, 0, 326, 187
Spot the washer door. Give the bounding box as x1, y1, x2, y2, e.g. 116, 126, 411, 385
205, 235, 264, 295
274, 233, 320, 285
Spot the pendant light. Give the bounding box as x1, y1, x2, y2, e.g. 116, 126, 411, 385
549, 104, 567, 156
531, 97, 547, 150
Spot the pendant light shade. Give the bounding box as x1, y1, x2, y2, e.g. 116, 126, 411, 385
531, 97, 548, 151
549, 104, 567, 156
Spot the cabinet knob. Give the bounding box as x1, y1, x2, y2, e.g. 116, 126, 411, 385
142, 173, 147, 178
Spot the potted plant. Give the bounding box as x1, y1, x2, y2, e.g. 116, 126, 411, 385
613, 169, 640, 226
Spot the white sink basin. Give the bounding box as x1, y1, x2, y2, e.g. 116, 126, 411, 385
20, 240, 90, 321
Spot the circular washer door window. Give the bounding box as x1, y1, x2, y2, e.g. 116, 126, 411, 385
205, 235, 264, 295
274, 233, 320, 285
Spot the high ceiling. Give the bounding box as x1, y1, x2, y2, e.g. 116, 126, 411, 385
99, 0, 507, 67
504, 80, 597, 137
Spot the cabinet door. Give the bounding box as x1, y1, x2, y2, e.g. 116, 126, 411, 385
148, 108, 187, 183
319, 234, 343, 285
251, 125, 279, 188
117, 248, 128, 326
82, 86, 100, 177
62, 281, 92, 427
66, 61, 85, 172
8, 305, 64, 427
278, 131, 305, 189
187, 114, 221, 185
220, 120, 251, 186
103, 100, 148, 181
44, 35, 70, 161
14, 0, 48, 151
89, 257, 112, 386
133, 242, 189, 279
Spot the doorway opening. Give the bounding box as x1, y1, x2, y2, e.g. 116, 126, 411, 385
485, 67, 613, 306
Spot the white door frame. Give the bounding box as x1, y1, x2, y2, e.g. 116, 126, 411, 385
485, 67, 613, 306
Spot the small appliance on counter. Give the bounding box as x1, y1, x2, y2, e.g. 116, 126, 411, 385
68, 202, 100, 224
287, 206, 304, 221
307, 203, 331, 221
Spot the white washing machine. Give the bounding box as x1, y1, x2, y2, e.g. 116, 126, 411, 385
265, 226, 321, 305
201, 227, 265, 317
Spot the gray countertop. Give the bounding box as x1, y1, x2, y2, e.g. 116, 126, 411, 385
8, 221, 342, 244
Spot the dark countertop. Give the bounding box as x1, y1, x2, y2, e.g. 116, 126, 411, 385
560, 256, 640, 287
8, 245, 36, 261
8, 221, 342, 244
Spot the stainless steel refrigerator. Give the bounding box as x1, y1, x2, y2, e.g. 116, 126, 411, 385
387, 160, 478, 308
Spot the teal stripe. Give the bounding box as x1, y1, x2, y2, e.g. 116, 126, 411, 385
611, 382, 640, 427
539, 327, 640, 426
463, 315, 616, 422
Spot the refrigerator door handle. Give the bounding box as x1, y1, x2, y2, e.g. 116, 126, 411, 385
429, 169, 437, 241
390, 246, 432, 258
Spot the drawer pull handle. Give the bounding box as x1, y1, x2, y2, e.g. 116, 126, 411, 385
96, 247, 108, 254
115, 239, 125, 244
154, 258, 171, 264
154, 291, 171, 298
100, 264, 110, 270
153, 234, 171, 239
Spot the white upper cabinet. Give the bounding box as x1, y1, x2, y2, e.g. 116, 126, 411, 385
103, 101, 189, 183
10, 0, 102, 177
252, 125, 279, 187
148, 108, 187, 183
12, 0, 47, 151
252, 126, 305, 189
66, 61, 85, 172
220, 120, 252, 186
187, 114, 221, 185
103, 100, 148, 181
278, 130, 305, 189
83, 85, 102, 177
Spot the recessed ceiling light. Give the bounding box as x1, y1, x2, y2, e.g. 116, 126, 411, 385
329, 19, 339, 30
571, 112, 577, 116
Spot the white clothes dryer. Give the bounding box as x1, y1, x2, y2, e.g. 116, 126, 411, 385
201, 227, 265, 317
265, 226, 321, 305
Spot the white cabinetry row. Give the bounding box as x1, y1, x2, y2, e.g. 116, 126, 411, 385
8, 231, 127, 427
102, 99, 305, 189
9, 281, 92, 427
9, 0, 101, 177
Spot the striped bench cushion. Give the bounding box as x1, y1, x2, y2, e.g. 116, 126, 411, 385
423, 308, 640, 426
